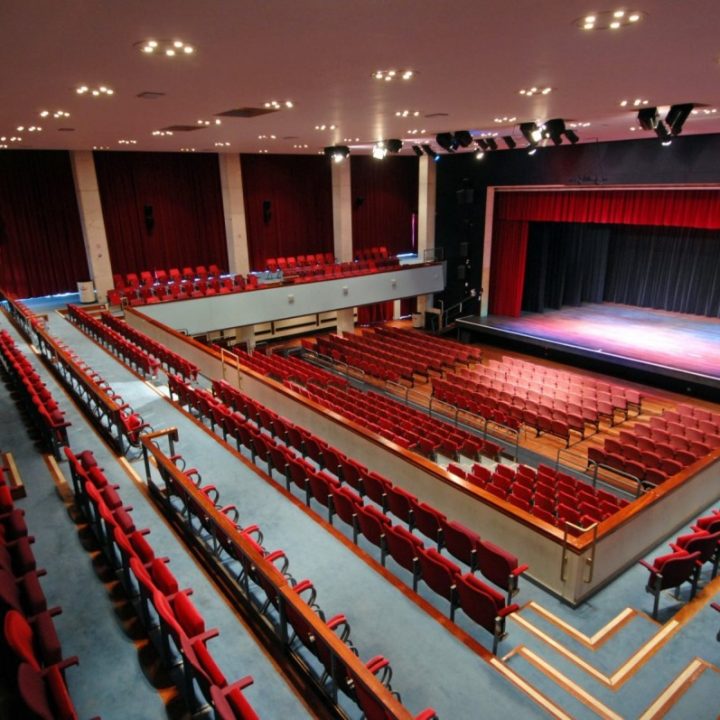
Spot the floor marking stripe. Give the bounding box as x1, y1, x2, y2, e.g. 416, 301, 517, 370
637, 659, 708, 720
490, 656, 574, 720
526, 602, 637, 648
511, 613, 681, 687
519, 647, 624, 720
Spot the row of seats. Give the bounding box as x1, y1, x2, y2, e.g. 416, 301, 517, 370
448, 461, 629, 530
493, 356, 643, 411
314, 334, 418, 383
371, 326, 481, 365
363, 328, 470, 374
64, 447, 262, 719
295, 382, 499, 463
620, 424, 720, 455
67, 304, 160, 379
265, 252, 335, 271
640, 509, 720, 619
140, 436, 437, 719
46, 334, 152, 455
0, 329, 70, 459
222, 346, 349, 390
1, 479, 92, 720
171, 375, 525, 654
100, 312, 198, 382
669, 403, 720, 426
645, 414, 720, 450
113, 264, 224, 290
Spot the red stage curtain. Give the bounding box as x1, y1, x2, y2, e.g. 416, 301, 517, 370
0, 150, 88, 297
94, 152, 227, 276
495, 189, 720, 229
357, 301, 394, 325
400, 296, 417, 316
241, 154, 333, 271
489, 220, 528, 317
351, 156, 418, 257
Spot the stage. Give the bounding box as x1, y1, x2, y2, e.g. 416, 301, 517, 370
456, 303, 720, 400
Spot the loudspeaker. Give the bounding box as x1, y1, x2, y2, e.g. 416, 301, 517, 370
456, 188, 474, 205
457, 264, 466, 280
459, 241, 469, 258
262, 200, 272, 223
143, 205, 154, 233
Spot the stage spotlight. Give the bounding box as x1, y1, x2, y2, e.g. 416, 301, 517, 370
543, 118, 566, 145
476, 139, 489, 151
372, 142, 388, 159
485, 138, 498, 151
436, 132, 458, 152
454, 130, 473, 148
655, 121, 673, 145
502, 136, 516, 149
323, 145, 350, 162
422, 144, 440, 161
411, 145, 423, 156
475, 150, 485, 160
385, 138, 403, 153
565, 129, 579, 144
527, 146, 538, 156
666, 103, 694, 135
520, 122, 543, 145
637, 107, 659, 131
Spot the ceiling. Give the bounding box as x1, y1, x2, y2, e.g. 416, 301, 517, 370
1, 0, 719, 156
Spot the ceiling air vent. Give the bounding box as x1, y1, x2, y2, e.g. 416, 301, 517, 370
136, 91, 166, 100
160, 125, 206, 132
215, 107, 279, 118
58, 127, 75, 132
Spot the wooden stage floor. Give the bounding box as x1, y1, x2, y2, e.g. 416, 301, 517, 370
457, 303, 720, 400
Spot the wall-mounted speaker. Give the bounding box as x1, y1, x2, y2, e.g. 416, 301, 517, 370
262, 199, 272, 224
143, 205, 154, 233
457, 264, 466, 280
459, 241, 469, 258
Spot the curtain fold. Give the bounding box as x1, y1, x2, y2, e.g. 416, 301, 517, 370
357, 301, 394, 325
94, 152, 227, 276
489, 219, 528, 317
241, 154, 333, 271
0, 150, 88, 297
351, 156, 418, 257
495, 189, 720, 229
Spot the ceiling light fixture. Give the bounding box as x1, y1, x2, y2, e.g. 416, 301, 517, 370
565, 129, 580, 144
665, 103, 694, 135
542, 118, 567, 145
315, 124, 337, 131
136, 38, 195, 56
411, 145, 423, 157
494, 116, 517, 124
76, 85, 114, 97
575, 9, 644, 30
395, 110, 421, 118
475, 150, 485, 160
421, 144, 440, 162
436, 132, 458, 153
265, 100, 294, 110
152, 130, 174, 136
637, 107, 659, 131
372, 141, 388, 160
655, 121, 673, 145
502, 136, 517, 149
385, 139, 403, 153
520, 122, 543, 145
323, 145, 350, 163
485, 138, 498, 151
454, 131, 474, 148
373, 69, 415, 81
519, 86, 552, 97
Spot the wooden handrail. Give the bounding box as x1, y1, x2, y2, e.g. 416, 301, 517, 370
139, 429, 414, 720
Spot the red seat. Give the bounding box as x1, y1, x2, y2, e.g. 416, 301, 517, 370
476, 540, 528, 603
355, 504, 390, 555
639, 550, 701, 619
671, 530, 720, 579
383, 524, 424, 584
456, 573, 519, 654
442, 520, 481, 571
417, 547, 461, 617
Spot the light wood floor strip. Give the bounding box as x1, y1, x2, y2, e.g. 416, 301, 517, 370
637, 658, 710, 720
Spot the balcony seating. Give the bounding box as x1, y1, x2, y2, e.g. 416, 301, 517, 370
670, 530, 720, 579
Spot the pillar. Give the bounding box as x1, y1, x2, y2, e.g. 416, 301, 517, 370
219, 154, 250, 276
416, 155, 437, 314
70, 151, 113, 301
336, 308, 355, 336
332, 159, 353, 263
480, 187, 495, 317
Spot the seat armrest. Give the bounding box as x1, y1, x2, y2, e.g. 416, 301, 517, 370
512, 563, 530, 577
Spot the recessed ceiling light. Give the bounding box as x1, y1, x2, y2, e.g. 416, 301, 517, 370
118, 139, 137, 145
342, 137, 360, 143
180, 147, 196, 152
152, 130, 173, 136
264, 100, 294, 110
692, 107, 717, 115
136, 38, 194, 56
477, 131, 499, 138
257, 134, 277, 140
17, 125, 42, 133
373, 69, 415, 82
76, 84, 113, 96
292, 144, 309, 149
395, 110, 420, 118
519, 87, 552, 97
493, 116, 517, 124
575, 10, 644, 30
0, 136, 22, 144
314, 124, 337, 130
620, 98, 650, 107
259, 149, 269, 154
196, 119, 221, 126
92, 145, 109, 150
406, 129, 426, 135
214, 141, 230, 147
